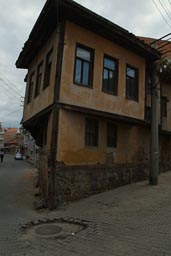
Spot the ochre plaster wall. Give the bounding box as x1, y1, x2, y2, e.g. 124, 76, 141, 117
60, 21, 146, 120
57, 110, 105, 164
57, 109, 151, 165
23, 31, 59, 122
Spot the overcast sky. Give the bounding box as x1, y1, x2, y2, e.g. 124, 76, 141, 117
0, 0, 171, 127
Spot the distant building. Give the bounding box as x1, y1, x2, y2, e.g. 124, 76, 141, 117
22, 129, 39, 165
139, 37, 171, 132
0, 123, 5, 149
4, 127, 21, 153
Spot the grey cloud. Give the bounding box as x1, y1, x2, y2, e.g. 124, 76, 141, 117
75, 0, 170, 37
0, 0, 46, 127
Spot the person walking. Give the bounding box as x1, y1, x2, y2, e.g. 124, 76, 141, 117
0, 149, 4, 163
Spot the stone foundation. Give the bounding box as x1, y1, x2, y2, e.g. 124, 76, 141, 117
54, 162, 171, 203
39, 149, 50, 202
54, 163, 149, 202
38, 161, 171, 206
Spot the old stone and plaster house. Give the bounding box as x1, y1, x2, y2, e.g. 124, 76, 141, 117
16, 0, 171, 208
139, 37, 171, 154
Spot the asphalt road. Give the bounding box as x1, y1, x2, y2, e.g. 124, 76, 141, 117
0, 155, 35, 220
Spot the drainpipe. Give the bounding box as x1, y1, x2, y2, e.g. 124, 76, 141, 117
149, 61, 159, 185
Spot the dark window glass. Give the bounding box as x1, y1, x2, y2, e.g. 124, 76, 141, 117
43, 119, 48, 146
75, 59, 82, 83
102, 55, 118, 95
85, 118, 98, 147
161, 97, 167, 117
27, 72, 34, 104
107, 123, 117, 148
126, 65, 139, 101
74, 44, 94, 87
35, 61, 43, 97
145, 107, 151, 122
146, 70, 152, 95
43, 48, 53, 89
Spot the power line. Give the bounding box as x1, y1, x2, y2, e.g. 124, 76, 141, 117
157, 39, 171, 50
0, 80, 21, 100
0, 108, 22, 120
0, 82, 21, 100
163, 0, 171, 16
0, 70, 24, 95
150, 32, 171, 45
0, 77, 21, 97
0, 74, 23, 97
152, 0, 171, 29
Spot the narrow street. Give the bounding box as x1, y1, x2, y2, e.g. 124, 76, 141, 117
0, 155, 40, 256
0, 155, 35, 220
1, 156, 171, 255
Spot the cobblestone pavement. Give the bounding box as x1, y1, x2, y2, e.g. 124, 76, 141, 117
1, 156, 171, 255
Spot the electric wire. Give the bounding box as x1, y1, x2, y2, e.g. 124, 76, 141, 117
0, 109, 22, 120
157, 39, 171, 50
0, 70, 24, 95
150, 32, 171, 45
157, 0, 171, 21
152, 0, 171, 29
0, 80, 21, 100
0, 73, 23, 97
162, 0, 171, 16
0, 83, 21, 100
0, 78, 21, 97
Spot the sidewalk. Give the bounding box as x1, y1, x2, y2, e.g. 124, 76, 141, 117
1, 157, 171, 256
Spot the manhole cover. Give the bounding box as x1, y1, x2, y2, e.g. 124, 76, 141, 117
35, 224, 63, 236
21, 219, 87, 240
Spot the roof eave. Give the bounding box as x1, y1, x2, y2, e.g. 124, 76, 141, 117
16, 0, 160, 68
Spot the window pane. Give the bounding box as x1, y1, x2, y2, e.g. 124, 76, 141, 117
103, 69, 108, 90
77, 47, 90, 61
145, 107, 151, 121
47, 50, 53, 64
103, 68, 108, 79
109, 70, 114, 79
126, 65, 138, 100
127, 67, 135, 78
27, 72, 34, 103
108, 71, 114, 92
107, 123, 117, 148
126, 78, 130, 97
74, 44, 94, 87
82, 62, 89, 85
104, 58, 115, 70
75, 59, 82, 83
85, 118, 98, 147
44, 49, 53, 88
38, 63, 43, 74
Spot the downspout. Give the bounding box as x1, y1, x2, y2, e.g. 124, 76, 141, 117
149, 61, 159, 185
48, 17, 66, 209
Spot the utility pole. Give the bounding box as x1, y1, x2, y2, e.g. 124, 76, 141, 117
149, 61, 159, 185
